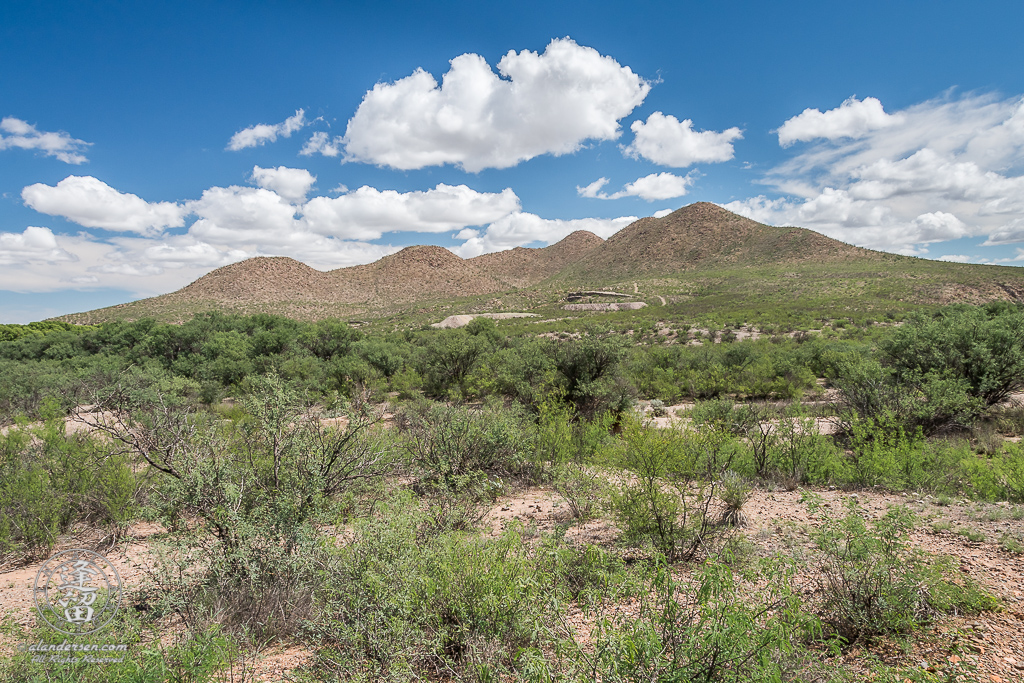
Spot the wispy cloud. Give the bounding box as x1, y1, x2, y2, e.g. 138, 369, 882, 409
226, 109, 307, 151
725, 92, 1024, 254
0, 117, 90, 164
578, 172, 695, 201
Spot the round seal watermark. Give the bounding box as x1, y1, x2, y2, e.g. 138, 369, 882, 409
33, 549, 122, 636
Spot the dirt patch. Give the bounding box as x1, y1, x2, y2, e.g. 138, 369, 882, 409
431, 312, 538, 329
0, 522, 164, 649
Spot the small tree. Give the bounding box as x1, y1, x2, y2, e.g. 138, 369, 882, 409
877, 305, 1024, 430
553, 333, 633, 418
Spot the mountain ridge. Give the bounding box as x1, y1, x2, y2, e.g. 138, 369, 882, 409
55, 203, 1024, 324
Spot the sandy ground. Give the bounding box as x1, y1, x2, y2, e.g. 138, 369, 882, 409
430, 312, 538, 328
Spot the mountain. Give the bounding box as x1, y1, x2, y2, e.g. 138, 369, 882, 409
66, 230, 606, 322
329, 245, 503, 304
162, 256, 331, 304
555, 202, 882, 282
469, 230, 604, 288
56, 203, 1024, 324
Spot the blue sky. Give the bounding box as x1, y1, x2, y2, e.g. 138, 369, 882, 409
3, 0, 1024, 323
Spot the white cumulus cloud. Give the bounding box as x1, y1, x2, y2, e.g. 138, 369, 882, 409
186, 185, 305, 247
22, 176, 187, 233
303, 184, 520, 240
226, 109, 307, 151
0, 226, 76, 265
578, 172, 694, 201
340, 38, 650, 171
777, 96, 903, 147
12, 174, 644, 294
0, 117, 91, 164
250, 165, 316, 203
623, 112, 742, 167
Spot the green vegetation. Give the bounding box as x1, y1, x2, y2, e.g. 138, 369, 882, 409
806, 495, 997, 644
3, 302, 1022, 681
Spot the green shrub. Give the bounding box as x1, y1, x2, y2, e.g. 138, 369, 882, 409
1000, 534, 1024, 553
996, 442, 1024, 502
399, 401, 530, 533
718, 470, 752, 526
764, 409, 841, 488
91, 373, 396, 643
956, 527, 986, 543
311, 498, 547, 680
535, 539, 625, 601
581, 557, 820, 682
0, 602, 244, 683
420, 329, 490, 399
552, 332, 633, 417
689, 398, 738, 432
806, 495, 997, 644
540, 403, 617, 521
554, 461, 611, 522
841, 413, 924, 488
0, 407, 140, 554
608, 419, 730, 562
882, 304, 1024, 410
401, 401, 532, 485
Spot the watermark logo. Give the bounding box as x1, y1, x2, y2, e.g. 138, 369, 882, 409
33, 549, 122, 636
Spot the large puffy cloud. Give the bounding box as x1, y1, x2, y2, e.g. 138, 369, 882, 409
0, 117, 90, 164
452, 212, 636, 258
250, 165, 316, 203
623, 112, 742, 167
730, 92, 1024, 255
0, 226, 76, 265
180, 184, 404, 269
338, 38, 650, 171
578, 172, 694, 201
186, 185, 305, 247
22, 176, 187, 233
226, 109, 306, 151
776, 96, 903, 147
101, 231, 395, 275
303, 184, 520, 240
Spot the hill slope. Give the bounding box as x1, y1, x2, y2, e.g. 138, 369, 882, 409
63, 231, 606, 322
555, 202, 884, 283
469, 230, 604, 288
329, 245, 504, 304
56, 203, 1024, 324
162, 256, 332, 304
